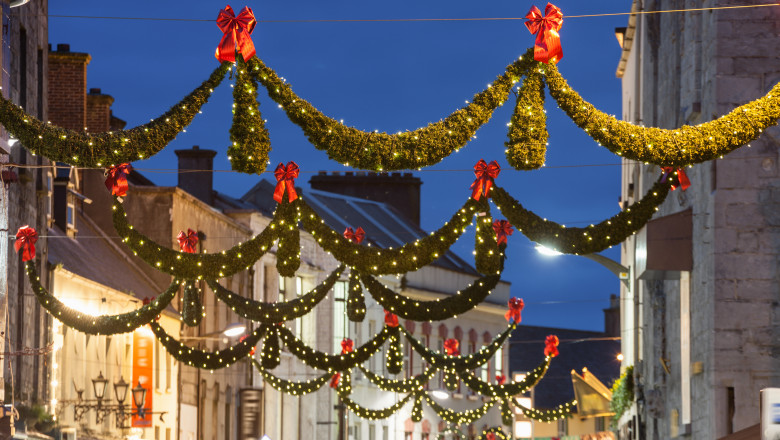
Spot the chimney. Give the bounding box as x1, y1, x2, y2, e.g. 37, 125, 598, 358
175, 146, 217, 205
48, 44, 91, 130
309, 171, 422, 225
603, 294, 620, 337
86, 87, 114, 133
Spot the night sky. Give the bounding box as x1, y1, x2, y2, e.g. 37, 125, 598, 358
47, 1, 629, 331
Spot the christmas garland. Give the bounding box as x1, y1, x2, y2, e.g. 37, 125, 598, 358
386, 328, 404, 374
401, 324, 515, 371
0, 62, 230, 167
512, 398, 576, 422
347, 271, 367, 322
474, 203, 503, 275
275, 201, 301, 277
544, 62, 780, 167
208, 265, 345, 323
339, 393, 416, 421
479, 427, 509, 440
181, 280, 203, 327
358, 364, 435, 393
261, 328, 281, 369
423, 393, 494, 425
359, 272, 501, 321
491, 179, 670, 254
299, 195, 481, 275
505, 66, 548, 170
229, 57, 272, 174
112, 197, 282, 279
26, 262, 178, 335
276, 323, 392, 371
150, 322, 265, 370
247, 50, 539, 171
459, 356, 550, 398
249, 358, 331, 395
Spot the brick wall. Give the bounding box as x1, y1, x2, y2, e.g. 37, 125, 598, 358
48, 45, 89, 130
86, 88, 113, 132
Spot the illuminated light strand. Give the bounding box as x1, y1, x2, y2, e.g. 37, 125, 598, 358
25, 262, 178, 335
423, 393, 494, 424
473, 201, 503, 275
400, 324, 516, 371
512, 398, 577, 422
261, 328, 281, 369
505, 66, 548, 170
459, 356, 550, 398
208, 265, 345, 323
358, 364, 436, 393
346, 271, 367, 322
249, 358, 331, 395
276, 323, 392, 371
229, 56, 272, 174
181, 280, 203, 327
275, 200, 302, 277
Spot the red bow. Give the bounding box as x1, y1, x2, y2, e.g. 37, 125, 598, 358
470, 159, 501, 200
384, 310, 399, 327
496, 374, 506, 385
341, 338, 354, 354
492, 220, 514, 246
544, 335, 560, 358
505, 297, 524, 323
329, 373, 341, 389
215, 5, 257, 63
444, 339, 459, 356
105, 163, 131, 197
177, 229, 199, 253
15, 226, 37, 262
661, 167, 691, 191
486, 433, 497, 440
343, 227, 365, 244
240, 335, 256, 356
525, 3, 564, 64
273, 162, 300, 203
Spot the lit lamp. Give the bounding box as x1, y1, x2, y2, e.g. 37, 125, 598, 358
534, 244, 630, 288
222, 322, 247, 338
92, 371, 109, 403
431, 389, 449, 400
132, 381, 148, 419
114, 376, 129, 404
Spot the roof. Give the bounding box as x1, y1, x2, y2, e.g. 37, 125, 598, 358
240, 179, 478, 274
48, 211, 162, 300
509, 325, 621, 410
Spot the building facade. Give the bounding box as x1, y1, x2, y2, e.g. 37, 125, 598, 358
616, 1, 780, 438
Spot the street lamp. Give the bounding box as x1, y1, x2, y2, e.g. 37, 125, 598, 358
91, 371, 108, 403
132, 381, 148, 419
431, 389, 450, 400
222, 322, 247, 338
534, 244, 630, 288
114, 376, 129, 404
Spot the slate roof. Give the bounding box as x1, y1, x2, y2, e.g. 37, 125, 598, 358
509, 325, 621, 410
239, 179, 477, 274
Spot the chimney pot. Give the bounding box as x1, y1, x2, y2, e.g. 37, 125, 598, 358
318, 171, 327, 175
57, 43, 70, 52
88, 88, 101, 95
175, 146, 217, 206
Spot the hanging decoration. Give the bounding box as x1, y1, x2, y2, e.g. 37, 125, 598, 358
492, 220, 514, 247
150, 322, 265, 370
402, 324, 515, 371
250, 358, 331, 396
443, 339, 460, 356
215, 5, 257, 63
177, 229, 199, 253
229, 56, 271, 173
661, 167, 691, 191
474, 202, 502, 275
504, 297, 524, 324
459, 356, 550, 398
383, 310, 399, 327
208, 265, 345, 323
275, 200, 301, 277
275, 324, 391, 371
181, 281, 204, 327
525, 3, 564, 64
105, 163, 131, 197
339, 393, 416, 421
386, 328, 404, 375
505, 67, 548, 169
424, 393, 494, 424
261, 328, 281, 369
470, 160, 500, 201
273, 161, 300, 203
343, 227, 365, 244
513, 398, 576, 422
346, 271, 367, 322
359, 365, 435, 393
544, 334, 560, 357
15, 226, 37, 262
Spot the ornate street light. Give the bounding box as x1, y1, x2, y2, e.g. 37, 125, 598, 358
91, 371, 108, 403
132, 381, 148, 419
114, 376, 129, 404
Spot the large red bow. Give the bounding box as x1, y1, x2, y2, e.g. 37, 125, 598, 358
273, 162, 300, 203
661, 167, 691, 191
15, 226, 37, 262
525, 3, 564, 64
215, 5, 257, 63
105, 163, 131, 197
177, 229, 199, 253
384, 310, 399, 327
470, 159, 501, 200
329, 373, 341, 389
341, 338, 354, 354
444, 339, 460, 356
496, 374, 506, 385
343, 227, 365, 244
544, 334, 560, 358
505, 297, 524, 323
492, 220, 514, 246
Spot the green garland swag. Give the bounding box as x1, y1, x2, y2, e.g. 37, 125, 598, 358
150, 321, 265, 370
339, 393, 416, 421
276, 323, 392, 372
261, 328, 282, 369
444, 369, 458, 391
229, 57, 272, 174
491, 179, 670, 255
500, 398, 513, 425
459, 356, 550, 398
276, 201, 301, 277
347, 271, 367, 322
411, 393, 424, 422
181, 280, 203, 327
423, 393, 494, 425
249, 358, 331, 395
505, 66, 548, 170
26, 262, 177, 335
386, 328, 404, 375
358, 364, 435, 393
512, 398, 576, 422
112, 196, 282, 279
479, 427, 509, 440
208, 265, 345, 323
474, 202, 502, 275
360, 272, 501, 321
247, 50, 539, 171
401, 324, 515, 371
0, 63, 230, 167
299, 195, 481, 275
544, 62, 780, 167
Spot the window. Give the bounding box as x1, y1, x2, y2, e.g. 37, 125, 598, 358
495, 346, 503, 377
368, 423, 376, 440
165, 428, 171, 440
557, 417, 568, 436
166, 351, 172, 390
278, 275, 287, 302
333, 281, 348, 352
66, 202, 75, 229
480, 344, 490, 382
382, 426, 389, 440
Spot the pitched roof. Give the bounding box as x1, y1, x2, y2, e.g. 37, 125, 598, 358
509, 325, 621, 410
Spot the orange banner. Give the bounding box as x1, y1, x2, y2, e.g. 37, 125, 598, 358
132, 328, 154, 427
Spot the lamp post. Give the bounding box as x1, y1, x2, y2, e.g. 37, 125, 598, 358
70, 374, 166, 429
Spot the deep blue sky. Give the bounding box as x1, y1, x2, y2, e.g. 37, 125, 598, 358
49, 1, 629, 331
